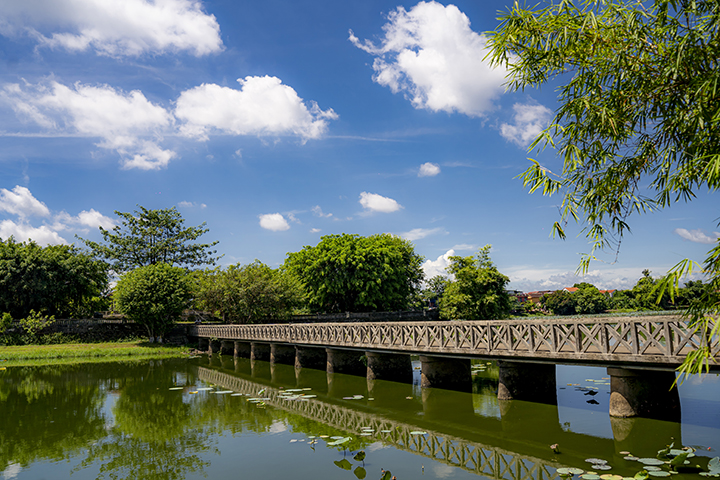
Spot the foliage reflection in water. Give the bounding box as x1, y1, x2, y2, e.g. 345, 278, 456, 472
0, 356, 718, 480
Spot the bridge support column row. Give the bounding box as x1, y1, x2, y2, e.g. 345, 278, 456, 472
607, 368, 680, 421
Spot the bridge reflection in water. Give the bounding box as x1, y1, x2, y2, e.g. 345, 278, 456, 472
196, 357, 683, 480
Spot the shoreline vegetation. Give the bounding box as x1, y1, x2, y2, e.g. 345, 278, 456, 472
0, 340, 192, 365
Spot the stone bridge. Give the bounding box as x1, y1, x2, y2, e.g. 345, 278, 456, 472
189, 315, 719, 420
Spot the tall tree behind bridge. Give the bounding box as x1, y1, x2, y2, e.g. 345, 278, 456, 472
488, 0, 719, 377
284, 233, 424, 313
80, 206, 220, 273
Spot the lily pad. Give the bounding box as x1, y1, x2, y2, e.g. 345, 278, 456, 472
581, 475, 601, 480
334, 459, 352, 470
624, 457, 640, 461
358, 433, 373, 436
648, 472, 671, 477
169, 387, 184, 390
644, 467, 662, 472
639, 459, 666, 466
708, 457, 720, 474
214, 390, 233, 394
327, 437, 352, 446
595, 465, 612, 471
586, 459, 608, 465
600, 475, 622, 480
197, 387, 214, 391
557, 467, 585, 475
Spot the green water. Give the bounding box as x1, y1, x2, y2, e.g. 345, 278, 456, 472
0, 356, 718, 480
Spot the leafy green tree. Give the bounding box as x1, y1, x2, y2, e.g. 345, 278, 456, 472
573, 283, 609, 314
631, 269, 673, 310
541, 290, 576, 316
81, 206, 220, 273
192, 260, 301, 323
0, 238, 109, 318
608, 290, 639, 311
439, 245, 511, 320
488, 0, 720, 376
284, 233, 424, 313
114, 263, 191, 342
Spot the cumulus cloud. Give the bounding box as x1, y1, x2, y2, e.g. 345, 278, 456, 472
0, 219, 67, 245
0, 0, 223, 57
418, 162, 440, 177
310, 228, 321, 233
422, 249, 454, 278
674, 228, 720, 245
178, 201, 207, 209
175, 76, 338, 141
0, 185, 50, 218
500, 102, 553, 147
359, 192, 402, 213
53, 209, 116, 231
349, 1, 507, 116
1, 80, 175, 170
401, 227, 445, 241
259, 213, 290, 231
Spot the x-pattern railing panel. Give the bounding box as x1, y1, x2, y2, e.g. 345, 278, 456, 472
190, 315, 718, 366
198, 367, 563, 480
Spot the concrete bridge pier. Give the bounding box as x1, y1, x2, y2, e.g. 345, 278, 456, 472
497, 361, 557, 404
197, 338, 209, 352
220, 340, 234, 356
295, 346, 327, 371
251, 342, 271, 362
234, 341, 251, 358
208, 339, 221, 355
270, 344, 296, 366
419, 356, 472, 392
611, 415, 683, 455
607, 368, 680, 421
326, 348, 366, 376
366, 352, 413, 385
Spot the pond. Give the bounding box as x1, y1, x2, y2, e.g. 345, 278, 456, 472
1, 355, 718, 480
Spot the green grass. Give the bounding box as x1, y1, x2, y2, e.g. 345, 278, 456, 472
0, 340, 192, 364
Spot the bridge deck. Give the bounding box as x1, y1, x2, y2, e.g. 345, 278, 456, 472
190, 315, 720, 367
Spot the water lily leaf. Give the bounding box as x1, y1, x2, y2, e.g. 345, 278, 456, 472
600, 474, 623, 480
215, 390, 233, 394
620, 452, 631, 455
327, 437, 352, 446
257, 389, 265, 395
231, 393, 243, 396
354, 466, 367, 479
581, 475, 601, 480
334, 459, 352, 470
595, 465, 612, 471
586, 459, 608, 465
380, 430, 391, 433
381, 471, 392, 480
302, 394, 317, 398
625, 457, 640, 461
354, 451, 366, 462
670, 453, 689, 467
557, 467, 584, 475
197, 387, 213, 391
330, 436, 344, 439
285, 388, 302, 392
708, 457, 720, 473
359, 433, 373, 436
644, 467, 662, 472
639, 459, 666, 466
169, 387, 184, 390
648, 472, 671, 477
634, 470, 650, 480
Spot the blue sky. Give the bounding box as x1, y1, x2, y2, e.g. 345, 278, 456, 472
0, 0, 716, 292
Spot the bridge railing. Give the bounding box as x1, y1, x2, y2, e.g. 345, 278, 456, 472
189, 316, 719, 365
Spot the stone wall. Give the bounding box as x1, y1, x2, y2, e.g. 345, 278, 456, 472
39, 320, 190, 344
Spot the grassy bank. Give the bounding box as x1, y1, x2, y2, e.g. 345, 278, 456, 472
0, 340, 192, 363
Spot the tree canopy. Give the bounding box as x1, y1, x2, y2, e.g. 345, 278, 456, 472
114, 263, 192, 342
284, 233, 424, 313
0, 238, 109, 318
81, 206, 220, 273
439, 246, 511, 320
192, 261, 302, 323
488, 0, 719, 376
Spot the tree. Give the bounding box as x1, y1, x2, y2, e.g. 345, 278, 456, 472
439, 245, 511, 320
284, 233, 424, 313
114, 263, 191, 342
573, 283, 609, 314
192, 260, 302, 323
488, 0, 720, 376
81, 206, 219, 273
542, 290, 576, 316
0, 238, 109, 318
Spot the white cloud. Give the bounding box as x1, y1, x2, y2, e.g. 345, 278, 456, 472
0, 0, 223, 57
0, 185, 50, 218
674, 228, 720, 245
0, 219, 67, 245
54, 209, 115, 231
349, 1, 507, 116
2, 80, 175, 170
259, 213, 290, 231
178, 201, 207, 209
175, 76, 338, 141
418, 162, 440, 177
310, 228, 321, 233
500, 102, 553, 147
451, 243, 476, 251
422, 249, 454, 278
401, 227, 445, 241
359, 192, 402, 213
312, 205, 333, 218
